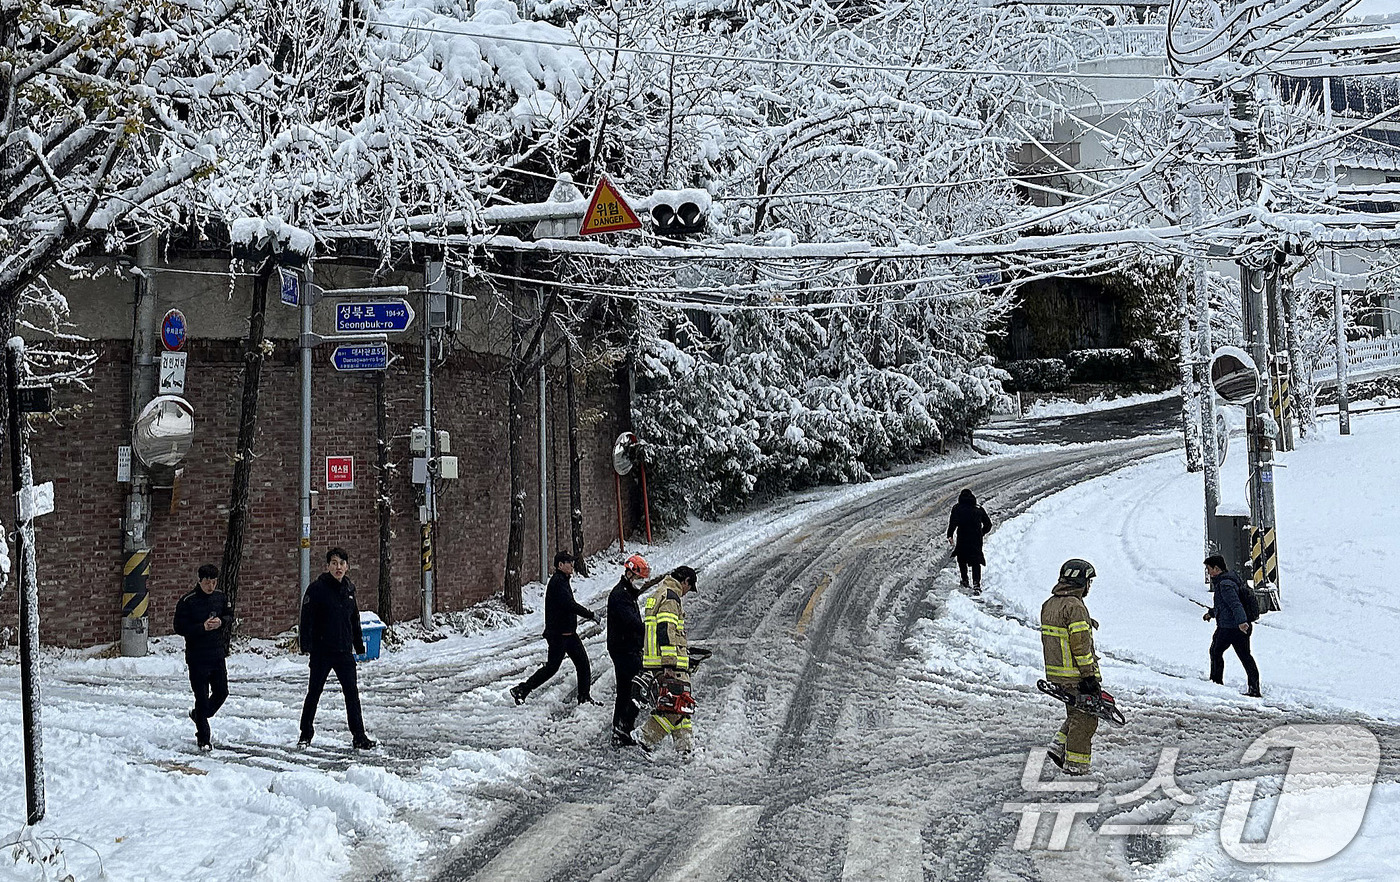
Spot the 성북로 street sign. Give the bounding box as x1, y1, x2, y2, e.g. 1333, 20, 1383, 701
580, 176, 642, 236
331, 342, 390, 372
335, 300, 415, 333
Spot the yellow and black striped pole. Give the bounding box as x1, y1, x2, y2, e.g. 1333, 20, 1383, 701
122, 549, 151, 620
420, 523, 433, 574
1250, 526, 1280, 589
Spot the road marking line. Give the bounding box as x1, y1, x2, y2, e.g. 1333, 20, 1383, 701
471, 802, 606, 882
654, 804, 763, 882
841, 805, 923, 882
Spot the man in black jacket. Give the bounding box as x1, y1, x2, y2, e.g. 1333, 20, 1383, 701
173, 564, 232, 750
511, 550, 598, 706
608, 554, 650, 746
1203, 555, 1262, 697
946, 488, 993, 591
298, 547, 376, 749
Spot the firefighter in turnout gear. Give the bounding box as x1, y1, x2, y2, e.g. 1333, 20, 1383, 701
638, 566, 698, 753
1040, 559, 1102, 776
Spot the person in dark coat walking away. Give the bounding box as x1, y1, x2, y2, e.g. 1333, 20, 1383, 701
1202, 555, 1262, 697
608, 554, 651, 747
299, 547, 376, 749
173, 564, 232, 751
512, 550, 599, 706
947, 488, 993, 590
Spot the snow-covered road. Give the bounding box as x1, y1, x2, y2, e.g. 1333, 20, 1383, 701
4, 403, 1397, 882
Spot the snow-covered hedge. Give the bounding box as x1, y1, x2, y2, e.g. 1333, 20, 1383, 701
634, 312, 1008, 524
1002, 358, 1071, 392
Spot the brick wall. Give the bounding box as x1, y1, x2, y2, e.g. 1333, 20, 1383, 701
11, 339, 637, 647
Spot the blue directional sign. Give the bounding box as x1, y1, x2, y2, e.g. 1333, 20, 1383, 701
279, 267, 300, 307
335, 300, 415, 333
331, 342, 391, 372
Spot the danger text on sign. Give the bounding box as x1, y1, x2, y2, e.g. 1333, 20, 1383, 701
580, 176, 642, 236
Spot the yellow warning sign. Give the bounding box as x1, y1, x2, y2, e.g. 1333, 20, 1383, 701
580, 176, 642, 236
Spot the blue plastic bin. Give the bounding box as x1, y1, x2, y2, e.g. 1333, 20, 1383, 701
356, 612, 386, 662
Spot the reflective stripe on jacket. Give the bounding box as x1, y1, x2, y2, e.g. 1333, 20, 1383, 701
643, 577, 689, 673
1040, 580, 1100, 684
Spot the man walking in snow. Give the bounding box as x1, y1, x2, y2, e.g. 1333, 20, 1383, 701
946, 488, 993, 591
173, 564, 232, 751
608, 554, 650, 747
298, 548, 376, 750
639, 566, 699, 753
512, 550, 599, 706
1040, 559, 1101, 776
1202, 555, 1261, 697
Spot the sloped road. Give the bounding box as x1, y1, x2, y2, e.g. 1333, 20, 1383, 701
426, 404, 1400, 882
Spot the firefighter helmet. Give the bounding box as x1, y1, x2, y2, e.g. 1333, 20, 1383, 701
625, 554, 651, 579
1059, 559, 1096, 588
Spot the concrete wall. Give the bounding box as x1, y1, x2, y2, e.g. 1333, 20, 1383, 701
13, 256, 638, 647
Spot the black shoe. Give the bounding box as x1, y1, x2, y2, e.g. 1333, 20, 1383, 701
197, 742, 212, 753
353, 735, 378, 750
611, 731, 638, 748
510, 685, 527, 705
297, 733, 313, 748
1246, 687, 1262, 698
579, 697, 603, 707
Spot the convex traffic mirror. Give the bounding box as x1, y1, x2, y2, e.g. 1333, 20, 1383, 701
1209, 346, 1261, 406
133, 395, 196, 467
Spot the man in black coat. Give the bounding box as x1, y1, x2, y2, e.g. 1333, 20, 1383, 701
173, 563, 232, 750
299, 547, 376, 749
1203, 555, 1262, 697
608, 554, 650, 747
511, 550, 598, 706
946, 488, 993, 590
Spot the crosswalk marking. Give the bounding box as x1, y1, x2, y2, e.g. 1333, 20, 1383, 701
841, 805, 923, 882
471, 802, 606, 882
653, 804, 764, 882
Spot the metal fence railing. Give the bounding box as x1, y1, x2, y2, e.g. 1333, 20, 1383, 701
1310, 335, 1400, 385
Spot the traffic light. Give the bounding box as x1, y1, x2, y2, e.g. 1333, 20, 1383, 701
649, 190, 709, 237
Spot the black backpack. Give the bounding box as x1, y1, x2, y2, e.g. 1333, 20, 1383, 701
1239, 583, 1262, 623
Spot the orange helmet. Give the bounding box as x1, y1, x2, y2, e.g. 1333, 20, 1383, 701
624, 554, 651, 579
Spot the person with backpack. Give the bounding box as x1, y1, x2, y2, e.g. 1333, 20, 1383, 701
1202, 555, 1262, 698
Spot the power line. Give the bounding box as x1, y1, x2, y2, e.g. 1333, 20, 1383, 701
364, 17, 1221, 82
477, 251, 1131, 312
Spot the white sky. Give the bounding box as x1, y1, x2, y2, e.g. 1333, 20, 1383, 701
1354, 0, 1400, 17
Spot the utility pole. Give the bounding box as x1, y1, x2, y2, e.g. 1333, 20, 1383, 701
121, 238, 160, 656
1324, 76, 1351, 435
421, 266, 441, 624
1266, 257, 1295, 452
7, 340, 45, 824
299, 263, 314, 598
1230, 75, 1279, 584
538, 304, 549, 584
1190, 174, 1223, 553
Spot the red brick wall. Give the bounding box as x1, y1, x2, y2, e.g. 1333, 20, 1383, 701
14, 339, 637, 647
